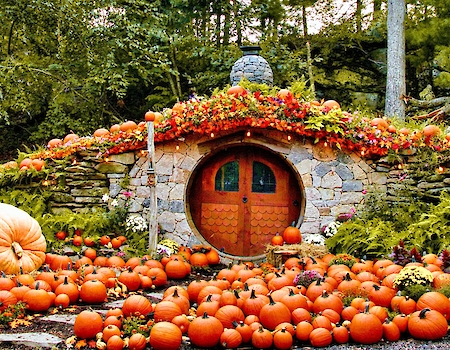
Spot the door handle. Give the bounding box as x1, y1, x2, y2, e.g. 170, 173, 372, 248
242, 195, 248, 203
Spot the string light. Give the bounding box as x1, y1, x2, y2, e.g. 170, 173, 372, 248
176, 144, 180, 151
140, 150, 146, 156
71, 159, 77, 165
246, 130, 251, 137
104, 157, 109, 162
324, 142, 328, 147
42, 180, 49, 186
360, 150, 365, 156
287, 135, 291, 141
398, 164, 403, 170
210, 132, 214, 138
438, 166, 444, 173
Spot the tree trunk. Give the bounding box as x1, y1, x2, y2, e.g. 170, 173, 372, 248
233, 0, 242, 46
355, 0, 362, 32
385, 0, 406, 119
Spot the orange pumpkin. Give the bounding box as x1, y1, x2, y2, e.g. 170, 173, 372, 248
226, 85, 246, 98
120, 120, 138, 132
322, 99, 340, 110
47, 138, 63, 148
73, 310, 104, 339
271, 233, 284, 246
282, 224, 302, 244
423, 124, 440, 138
144, 111, 155, 121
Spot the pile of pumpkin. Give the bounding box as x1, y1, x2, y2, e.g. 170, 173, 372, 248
2, 203, 450, 349
2, 250, 450, 349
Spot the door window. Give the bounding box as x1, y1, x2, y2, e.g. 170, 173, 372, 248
215, 161, 239, 191
252, 161, 276, 193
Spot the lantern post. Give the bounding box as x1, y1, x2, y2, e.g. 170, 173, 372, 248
146, 120, 158, 254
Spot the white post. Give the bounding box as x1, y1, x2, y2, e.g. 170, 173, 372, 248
147, 121, 158, 254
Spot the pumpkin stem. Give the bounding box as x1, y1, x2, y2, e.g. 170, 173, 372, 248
268, 294, 276, 305
11, 242, 24, 259
419, 308, 430, 319
233, 289, 240, 299
364, 303, 370, 313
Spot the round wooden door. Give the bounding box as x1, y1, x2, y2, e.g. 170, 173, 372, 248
189, 146, 303, 257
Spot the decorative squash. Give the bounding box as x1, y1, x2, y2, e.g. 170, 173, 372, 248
0, 203, 46, 274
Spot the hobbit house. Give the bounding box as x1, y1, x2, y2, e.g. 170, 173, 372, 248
5, 46, 436, 264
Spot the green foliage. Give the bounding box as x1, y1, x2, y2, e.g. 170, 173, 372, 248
326, 188, 450, 259
0, 302, 26, 325
328, 253, 358, 268
436, 285, 450, 298
340, 290, 369, 308
326, 217, 400, 259
122, 315, 151, 338
0, 189, 50, 218
401, 284, 431, 302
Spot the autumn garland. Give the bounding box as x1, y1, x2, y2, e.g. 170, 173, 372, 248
32, 91, 449, 161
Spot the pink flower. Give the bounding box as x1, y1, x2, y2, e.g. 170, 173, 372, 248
362, 189, 367, 194
123, 191, 133, 198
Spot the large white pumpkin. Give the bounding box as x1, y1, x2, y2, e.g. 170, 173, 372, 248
0, 203, 46, 274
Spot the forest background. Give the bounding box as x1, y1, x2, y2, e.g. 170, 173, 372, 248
0, 0, 449, 161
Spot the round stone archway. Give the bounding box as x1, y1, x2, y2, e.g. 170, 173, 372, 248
185, 139, 306, 262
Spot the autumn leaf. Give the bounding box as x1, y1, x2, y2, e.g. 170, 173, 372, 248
75, 339, 87, 349
9, 319, 31, 328
65, 335, 77, 348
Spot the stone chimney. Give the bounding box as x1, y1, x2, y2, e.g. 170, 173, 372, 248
230, 46, 273, 86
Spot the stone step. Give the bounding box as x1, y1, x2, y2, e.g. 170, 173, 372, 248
0, 332, 64, 348
0, 292, 164, 349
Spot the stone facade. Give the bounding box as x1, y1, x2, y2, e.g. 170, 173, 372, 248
29, 127, 450, 262
42, 129, 393, 258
